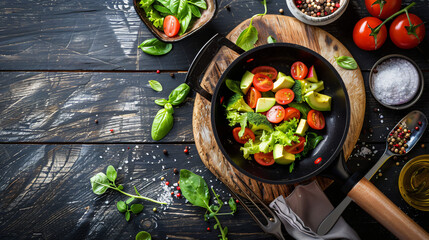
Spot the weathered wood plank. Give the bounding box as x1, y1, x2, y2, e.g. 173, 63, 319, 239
0, 72, 194, 143
0, 0, 428, 71
0, 143, 427, 240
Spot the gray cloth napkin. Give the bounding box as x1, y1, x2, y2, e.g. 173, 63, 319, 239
269, 181, 360, 240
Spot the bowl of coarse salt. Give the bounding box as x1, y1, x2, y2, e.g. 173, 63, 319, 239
369, 54, 424, 110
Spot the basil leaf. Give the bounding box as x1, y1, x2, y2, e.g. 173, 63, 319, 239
267, 35, 276, 43
177, 0, 188, 19
236, 22, 258, 51
151, 103, 174, 141
188, 3, 201, 17
168, 83, 190, 105
117, 201, 127, 213
131, 204, 144, 214
179, 169, 210, 209
155, 98, 168, 106
188, 0, 207, 9
178, 5, 193, 35
136, 231, 152, 240
287, 102, 311, 118
153, 4, 173, 14
335, 56, 358, 70
228, 197, 237, 213
156, 0, 170, 7
90, 173, 110, 195
169, 0, 180, 13
106, 165, 117, 182
149, 80, 163, 92
225, 79, 243, 96
125, 211, 131, 221
138, 38, 172, 56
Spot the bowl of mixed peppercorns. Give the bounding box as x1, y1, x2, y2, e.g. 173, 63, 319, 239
286, 0, 349, 26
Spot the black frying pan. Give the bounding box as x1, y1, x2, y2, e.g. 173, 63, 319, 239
185, 34, 429, 239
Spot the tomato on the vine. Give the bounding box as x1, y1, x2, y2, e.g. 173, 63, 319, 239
291, 62, 308, 80
390, 13, 425, 49
163, 15, 180, 37
353, 17, 387, 51
232, 127, 255, 144
254, 152, 275, 166
253, 73, 274, 92
365, 0, 401, 19
251, 66, 278, 81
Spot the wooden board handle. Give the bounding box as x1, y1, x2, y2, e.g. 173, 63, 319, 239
348, 178, 429, 240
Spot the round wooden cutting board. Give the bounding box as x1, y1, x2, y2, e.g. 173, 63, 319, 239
192, 15, 365, 202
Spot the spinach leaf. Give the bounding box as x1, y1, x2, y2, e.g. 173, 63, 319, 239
153, 4, 173, 14
267, 35, 276, 43
225, 79, 243, 96
168, 83, 190, 105
138, 38, 172, 56
155, 98, 168, 106
90, 173, 110, 195
151, 103, 174, 141
178, 5, 193, 35
188, 0, 207, 9
149, 80, 163, 92
177, 0, 188, 19
169, 0, 180, 13
136, 231, 152, 240
179, 169, 210, 208
287, 102, 311, 118
335, 56, 358, 70
106, 165, 117, 182
236, 22, 258, 51
303, 132, 323, 155
188, 3, 201, 17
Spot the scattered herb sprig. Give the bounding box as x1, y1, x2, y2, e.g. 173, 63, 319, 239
335, 56, 358, 70
180, 169, 237, 240
90, 165, 167, 205
235, 0, 267, 51
117, 197, 144, 221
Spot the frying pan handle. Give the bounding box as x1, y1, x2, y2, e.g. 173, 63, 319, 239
347, 178, 429, 239
185, 33, 245, 101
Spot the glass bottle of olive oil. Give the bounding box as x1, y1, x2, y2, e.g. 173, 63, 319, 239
398, 155, 429, 211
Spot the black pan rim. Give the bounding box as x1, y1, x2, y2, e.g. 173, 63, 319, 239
210, 43, 351, 185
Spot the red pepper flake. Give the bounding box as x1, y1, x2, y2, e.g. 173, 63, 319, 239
156, 70, 160, 74
415, 126, 420, 131
176, 193, 181, 198
184, 147, 189, 154
207, 227, 211, 231
166, 181, 170, 186
246, 58, 254, 63
127, 147, 130, 150
177, 186, 181, 191
314, 157, 322, 164
109, 129, 114, 133
235, 199, 239, 203
418, 121, 422, 126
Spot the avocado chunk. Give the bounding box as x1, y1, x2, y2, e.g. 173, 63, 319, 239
273, 144, 295, 165
255, 98, 276, 113
272, 73, 295, 92
240, 71, 254, 94
295, 119, 309, 136
226, 94, 254, 112
306, 65, 318, 83
304, 91, 331, 111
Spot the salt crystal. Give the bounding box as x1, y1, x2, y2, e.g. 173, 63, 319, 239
99, 156, 103, 159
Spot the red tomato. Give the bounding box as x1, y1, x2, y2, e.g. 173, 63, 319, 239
284, 136, 305, 154
284, 107, 301, 121
246, 87, 262, 108
275, 89, 295, 105
254, 152, 275, 166
266, 106, 286, 124
253, 73, 274, 92
232, 127, 255, 144
365, 0, 401, 19
353, 17, 387, 51
251, 66, 278, 81
163, 15, 180, 37
307, 110, 325, 130
291, 62, 308, 80
390, 13, 425, 49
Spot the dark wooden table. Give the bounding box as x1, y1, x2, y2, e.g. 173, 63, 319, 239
0, 0, 428, 239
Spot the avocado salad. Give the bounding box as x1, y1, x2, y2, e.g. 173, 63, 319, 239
224, 63, 331, 172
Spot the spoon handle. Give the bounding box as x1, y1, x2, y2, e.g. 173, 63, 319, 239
317, 150, 392, 235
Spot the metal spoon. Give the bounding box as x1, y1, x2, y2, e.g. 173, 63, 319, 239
317, 110, 428, 235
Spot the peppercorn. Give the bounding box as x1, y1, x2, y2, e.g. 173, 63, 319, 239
110, 129, 114, 133
177, 186, 181, 191
279, 8, 284, 14
166, 181, 170, 186
415, 126, 420, 131
161, 177, 165, 181
173, 168, 179, 174
176, 193, 181, 198
163, 149, 168, 155
156, 70, 160, 74
207, 227, 211, 231
95, 119, 99, 124
421, 144, 425, 148
170, 73, 175, 78
153, 207, 157, 212
396, 162, 400, 166
378, 173, 382, 177
225, 5, 231, 11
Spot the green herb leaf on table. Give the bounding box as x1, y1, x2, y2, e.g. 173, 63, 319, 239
106, 165, 117, 182
168, 83, 190, 105
131, 204, 144, 214
149, 80, 163, 92
126, 197, 135, 205
235, 0, 267, 51
90, 173, 110, 195
289, 162, 295, 173
155, 98, 168, 106
136, 231, 152, 240
151, 103, 174, 141
335, 56, 358, 70
267, 35, 276, 43
179, 169, 210, 208
117, 201, 128, 213
125, 211, 131, 222
138, 38, 173, 56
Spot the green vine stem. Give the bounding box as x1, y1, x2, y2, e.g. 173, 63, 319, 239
372, 2, 416, 34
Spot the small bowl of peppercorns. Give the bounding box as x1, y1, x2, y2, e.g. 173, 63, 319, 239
286, 0, 349, 26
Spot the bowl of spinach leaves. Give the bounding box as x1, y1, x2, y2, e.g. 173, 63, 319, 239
133, 0, 217, 42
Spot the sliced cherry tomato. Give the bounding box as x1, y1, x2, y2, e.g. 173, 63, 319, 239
275, 89, 295, 105
353, 17, 387, 51
307, 110, 325, 130
365, 0, 401, 20
284, 107, 301, 121
246, 87, 262, 108
232, 127, 255, 144
291, 62, 308, 80
253, 73, 273, 92
284, 136, 305, 154
163, 15, 180, 37
266, 106, 286, 124
251, 66, 278, 81
390, 13, 425, 49
254, 152, 275, 166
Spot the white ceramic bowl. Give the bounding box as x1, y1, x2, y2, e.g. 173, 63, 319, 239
286, 0, 349, 26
